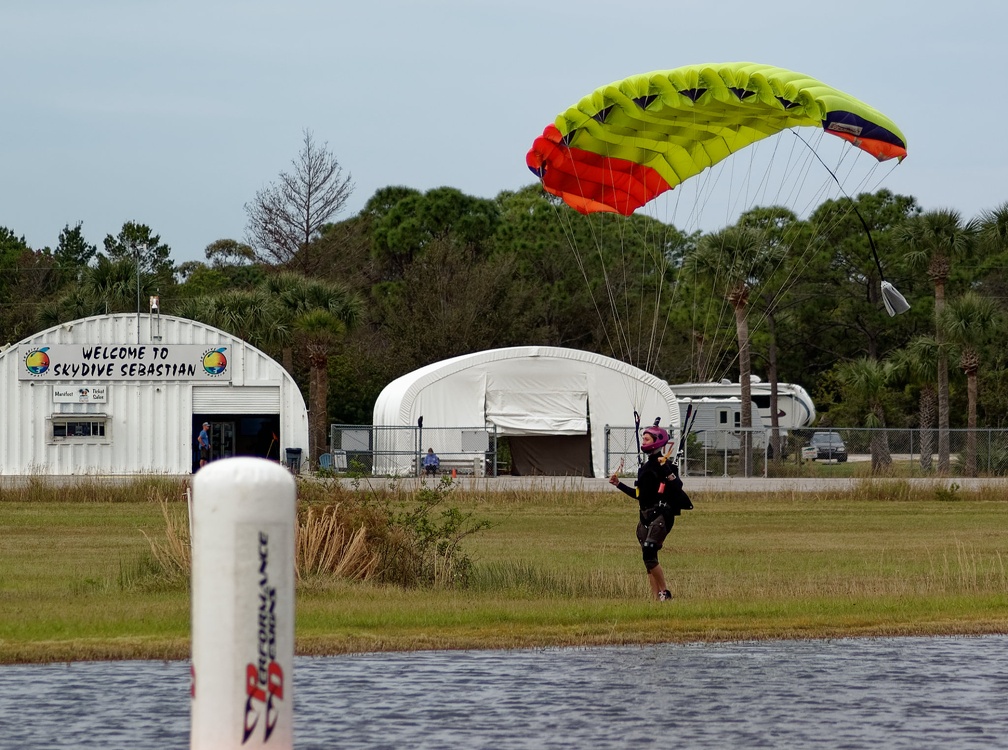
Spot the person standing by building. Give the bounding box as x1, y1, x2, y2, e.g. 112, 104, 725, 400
198, 422, 211, 468
609, 420, 692, 601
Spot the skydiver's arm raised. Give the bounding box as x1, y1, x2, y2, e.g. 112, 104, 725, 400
609, 458, 637, 499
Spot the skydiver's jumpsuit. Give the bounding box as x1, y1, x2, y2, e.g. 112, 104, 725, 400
613, 452, 692, 571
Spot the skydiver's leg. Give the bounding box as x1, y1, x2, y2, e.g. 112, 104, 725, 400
642, 515, 672, 600
648, 564, 669, 599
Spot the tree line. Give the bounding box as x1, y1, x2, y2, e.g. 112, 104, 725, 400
3, 130, 1008, 474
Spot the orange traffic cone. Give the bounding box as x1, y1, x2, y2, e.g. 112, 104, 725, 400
451, 468, 457, 479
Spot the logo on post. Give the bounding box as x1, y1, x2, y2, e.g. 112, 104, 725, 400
243, 530, 284, 743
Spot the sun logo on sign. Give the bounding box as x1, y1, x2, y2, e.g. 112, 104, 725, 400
202, 347, 228, 377
23, 347, 51, 376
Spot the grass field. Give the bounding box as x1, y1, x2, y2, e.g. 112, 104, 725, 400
1, 477, 1006, 664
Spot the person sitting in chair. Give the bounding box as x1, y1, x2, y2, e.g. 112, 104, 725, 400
422, 448, 440, 476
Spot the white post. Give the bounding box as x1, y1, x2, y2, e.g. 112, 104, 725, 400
190, 457, 296, 750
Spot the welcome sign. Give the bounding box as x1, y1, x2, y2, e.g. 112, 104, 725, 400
19, 344, 232, 382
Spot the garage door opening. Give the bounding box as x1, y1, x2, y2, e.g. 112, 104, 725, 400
191, 414, 281, 472
507, 434, 593, 476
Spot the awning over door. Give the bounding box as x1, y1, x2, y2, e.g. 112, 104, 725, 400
485, 388, 588, 434
485, 370, 588, 434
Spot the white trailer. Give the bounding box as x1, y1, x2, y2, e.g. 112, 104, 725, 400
678, 397, 766, 453
670, 376, 816, 430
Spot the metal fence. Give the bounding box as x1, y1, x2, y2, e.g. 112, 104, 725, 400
330, 423, 499, 477
332, 423, 1008, 479
605, 426, 1008, 479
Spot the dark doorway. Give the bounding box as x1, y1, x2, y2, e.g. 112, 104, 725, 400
191, 414, 281, 473
508, 434, 593, 476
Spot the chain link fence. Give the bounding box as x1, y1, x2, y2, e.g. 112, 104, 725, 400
333, 423, 1008, 479
608, 426, 1008, 479
330, 424, 499, 477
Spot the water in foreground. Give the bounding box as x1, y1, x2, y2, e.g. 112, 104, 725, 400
1, 635, 1005, 749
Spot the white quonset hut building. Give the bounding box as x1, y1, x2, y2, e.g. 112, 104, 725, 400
0, 313, 308, 476
372, 346, 679, 477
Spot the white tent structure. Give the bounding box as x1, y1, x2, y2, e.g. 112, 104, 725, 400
372, 346, 678, 477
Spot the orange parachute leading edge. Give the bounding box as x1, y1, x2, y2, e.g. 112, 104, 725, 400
526, 62, 907, 216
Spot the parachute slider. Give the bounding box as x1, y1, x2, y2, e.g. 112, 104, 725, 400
881, 281, 911, 317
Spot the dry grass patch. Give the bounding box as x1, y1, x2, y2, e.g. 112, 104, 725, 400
297, 503, 377, 582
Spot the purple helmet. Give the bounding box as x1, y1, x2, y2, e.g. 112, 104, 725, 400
642, 424, 669, 452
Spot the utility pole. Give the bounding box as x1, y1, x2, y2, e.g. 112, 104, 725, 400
134, 240, 141, 344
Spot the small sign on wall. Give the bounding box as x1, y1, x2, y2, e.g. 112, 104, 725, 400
53, 385, 107, 403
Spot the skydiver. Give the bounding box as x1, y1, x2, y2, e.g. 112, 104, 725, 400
609, 421, 692, 601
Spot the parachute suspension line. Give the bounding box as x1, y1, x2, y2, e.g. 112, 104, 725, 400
637, 199, 675, 377
670, 103, 724, 382
546, 188, 652, 419
683, 163, 733, 382
683, 127, 767, 383
751, 135, 882, 340
686, 127, 892, 384
791, 131, 911, 315
736, 134, 826, 345
558, 131, 669, 385
606, 133, 678, 380
542, 157, 669, 426
549, 200, 623, 362
697, 127, 773, 382
575, 146, 639, 369
729, 133, 902, 355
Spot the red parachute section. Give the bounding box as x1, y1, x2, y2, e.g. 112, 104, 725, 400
525, 124, 672, 216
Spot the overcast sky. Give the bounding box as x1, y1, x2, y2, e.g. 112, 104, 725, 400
2, 1, 1005, 264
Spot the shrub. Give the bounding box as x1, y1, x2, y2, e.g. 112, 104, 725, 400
139, 476, 491, 591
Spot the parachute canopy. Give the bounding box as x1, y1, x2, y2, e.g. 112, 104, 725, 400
526, 62, 907, 216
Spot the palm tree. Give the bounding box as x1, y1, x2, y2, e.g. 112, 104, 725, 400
172, 288, 288, 355
896, 209, 978, 473
687, 225, 785, 475
890, 337, 940, 473
295, 308, 348, 464
977, 201, 1008, 252
37, 286, 105, 329
175, 273, 360, 463
262, 272, 362, 462
37, 255, 159, 328
262, 271, 360, 376
88, 255, 141, 314
837, 357, 894, 473
738, 206, 799, 465
940, 291, 999, 476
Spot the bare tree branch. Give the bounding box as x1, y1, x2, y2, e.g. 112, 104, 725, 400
245, 129, 353, 272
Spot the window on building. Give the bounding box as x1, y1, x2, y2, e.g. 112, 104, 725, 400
50, 416, 109, 443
